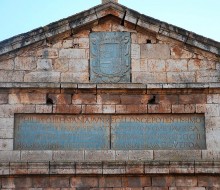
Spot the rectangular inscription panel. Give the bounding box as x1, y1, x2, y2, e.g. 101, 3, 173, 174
14, 114, 206, 150
15, 114, 110, 150
111, 114, 206, 150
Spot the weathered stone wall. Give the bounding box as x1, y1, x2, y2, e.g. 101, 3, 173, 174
0, 19, 219, 84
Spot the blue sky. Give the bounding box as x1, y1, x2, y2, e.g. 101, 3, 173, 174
0, 0, 219, 42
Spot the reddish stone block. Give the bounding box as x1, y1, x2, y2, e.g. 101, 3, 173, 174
145, 188, 168, 190
10, 162, 28, 175
72, 94, 97, 104
125, 162, 144, 174
2, 177, 32, 188
103, 105, 116, 113
76, 162, 102, 175
152, 176, 175, 187
71, 177, 99, 187
120, 95, 150, 105
172, 105, 185, 113
179, 94, 206, 104
48, 94, 72, 104
99, 177, 122, 188
196, 104, 206, 113
50, 177, 70, 188
148, 104, 171, 113
85, 105, 102, 113
53, 105, 81, 113
126, 105, 148, 113
116, 105, 127, 113
172, 105, 196, 113
175, 176, 197, 187
158, 95, 178, 104
97, 94, 121, 104
32, 177, 50, 188
122, 176, 151, 187
198, 176, 220, 187
0, 93, 8, 104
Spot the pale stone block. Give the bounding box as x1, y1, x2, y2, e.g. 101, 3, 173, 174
0, 151, 20, 161
207, 94, 220, 103
85, 150, 115, 161
36, 105, 52, 113
197, 70, 220, 82
50, 162, 75, 175
148, 59, 166, 72
205, 104, 219, 117
171, 45, 193, 59
0, 163, 9, 175
0, 71, 24, 82
131, 59, 141, 72
0, 118, 13, 138
69, 59, 88, 72
61, 72, 89, 83
53, 151, 84, 161
131, 33, 138, 43
154, 150, 202, 161
76, 162, 102, 174
14, 57, 37, 70
37, 59, 53, 71
103, 162, 126, 174
0, 139, 13, 150
0, 93, 8, 104
132, 72, 167, 83
28, 162, 49, 174
202, 150, 220, 160
140, 59, 148, 71
0, 128, 13, 139
206, 128, 220, 150
131, 44, 140, 59
24, 71, 60, 82
73, 38, 89, 48
53, 58, 69, 72
188, 59, 215, 71
0, 105, 35, 117
36, 48, 58, 58
103, 105, 115, 113
59, 49, 86, 59
9, 93, 46, 104
0, 59, 14, 70
115, 150, 129, 160
167, 72, 196, 83
141, 44, 170, 59
52, 41, 62, 48
129, 150, 153, 161
63, 39, 74, 48
21, 151, 52, 161
145, 161, 170, 174
166, 59, 188, 71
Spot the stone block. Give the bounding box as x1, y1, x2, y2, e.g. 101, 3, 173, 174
195, 161, 220, 174
54, 58, 69, 72
9, 93, 46, 104
145, 161, 169, 174
166, 59, 188, 71
152, 176, 175, 187
126, 105, 148, 113
14, 56, 37, 70
147, 59, 166, 72
50, 162, 75, 175
69, 59, 88, 73
97, 94, 120, 105
48, 94, 71, 105
197, 70, 220, 83
0, 139, 13, 150
132, 59, 141, 72
0, 70, 24, 82
21, 151, 52, 161
188, 59, 215, 71
206, 128, 220, 150
175, 176, 197, 187
53, 105, 82, 114
32, 176, 50, 188
202, 150, 220, 160
0, 151, 20, 161
167, 72, 196, 83
172, 104, 196, 113
85, 150, 115, 161
0, 162, 9, 175
50, 177, 70, 188
103, 105, 116, 113
0, 59, 14, 70
99, 177, 122, 188
0, 118, 13, 138
76, 162, 102, 175
196, 104, 206, 113
0, 105, 34, 117
145, 188, 168, 190
27, 162, 49, 174
129, 150, 153, 161
115, 150, 129, 160
37, 59, 53, 71
171, 45, 193, 59
116, 105, 127, 113
131, 44, 140, 59
157, 95, 178, 105
205, 104, 219, 117
36, 48, 58, 58
122, 176, 151, 187
141, 44, 170, 59
24, 71, 60, 82
154, 150, 202, 161
85, 105, 103, 114
207, 94, 220, 104
72, 94, 97, 104
73, 37, 89, 48
10, 162, 28, 175
126, 162, 144, 174
103, 161, 126, 174
198, 176, 220, 187
169, 162, 195, 174
2, 177, 32, 188
132, 72, 167, 83
148, 104, 171, 113
0, 93, 8, 104
120, 95, 149, 105
36, 105, 52, 113
71, 177, 99, 188
59, 49, 86, 59
53, 151, 84, 161
179, 94, 207, 104
61, 72, 89, 83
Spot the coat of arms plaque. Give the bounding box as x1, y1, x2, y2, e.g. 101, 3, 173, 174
90, 32, 131, 83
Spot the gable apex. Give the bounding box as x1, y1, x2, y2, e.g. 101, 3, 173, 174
0, 2, 219, 57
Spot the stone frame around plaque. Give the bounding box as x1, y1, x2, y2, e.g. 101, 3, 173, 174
90, 32, 131, 83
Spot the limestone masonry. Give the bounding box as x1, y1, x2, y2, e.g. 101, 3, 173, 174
0, 1, 220, 189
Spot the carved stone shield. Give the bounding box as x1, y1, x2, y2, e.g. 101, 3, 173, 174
90, 32, 131, 83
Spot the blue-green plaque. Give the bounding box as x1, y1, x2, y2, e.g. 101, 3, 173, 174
90, 32, 131, 83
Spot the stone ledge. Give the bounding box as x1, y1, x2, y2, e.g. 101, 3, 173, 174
1, 161, 220, 176
0, 82, 220, 89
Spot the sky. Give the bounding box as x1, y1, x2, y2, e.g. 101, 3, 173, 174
0, 0, 220, 42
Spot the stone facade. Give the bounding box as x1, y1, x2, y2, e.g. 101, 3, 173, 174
0, 1, 220, 189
